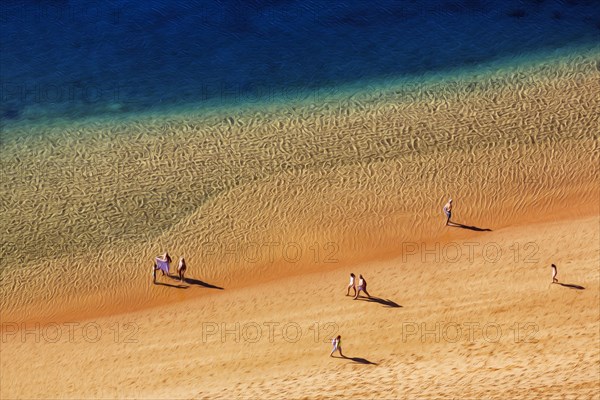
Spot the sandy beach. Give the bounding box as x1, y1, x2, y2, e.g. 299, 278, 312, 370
1, 51, 599, 398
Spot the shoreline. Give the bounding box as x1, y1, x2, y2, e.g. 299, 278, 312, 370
2, 44, 598, 137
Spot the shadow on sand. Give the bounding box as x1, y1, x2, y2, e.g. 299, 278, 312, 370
557, 282, 585, 290
166, 274, 224, 290
184, 277, 224, 290
334, 355, 378, 365
154, 280, 188, 289
448, 221, 492, 232
357, 296, 402, 308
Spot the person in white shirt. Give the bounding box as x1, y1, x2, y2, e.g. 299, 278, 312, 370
346, 273, 356, 297
443, 198, 453, 226
178, 257, 187, 282
330, 335, 343, 357
551, 263, 558, 283
353, 275, 371, 300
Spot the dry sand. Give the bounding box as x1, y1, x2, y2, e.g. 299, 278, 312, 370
2, 216, 598, 399
1, 52, 599, 398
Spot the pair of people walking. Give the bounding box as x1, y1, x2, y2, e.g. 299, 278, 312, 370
152, 251, 187, 283
346, 273, 370, 300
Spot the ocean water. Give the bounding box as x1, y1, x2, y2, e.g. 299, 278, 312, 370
1, 0, 599, 126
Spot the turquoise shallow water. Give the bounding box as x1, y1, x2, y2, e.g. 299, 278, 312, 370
1, 0, 599, 128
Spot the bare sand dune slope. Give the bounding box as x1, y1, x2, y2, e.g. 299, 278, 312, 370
1, 215, 598, 398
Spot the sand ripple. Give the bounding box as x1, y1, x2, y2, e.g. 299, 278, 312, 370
1, 53, 598, 321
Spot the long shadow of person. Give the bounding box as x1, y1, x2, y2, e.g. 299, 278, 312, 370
357, 296, 402, 308
167, 274, 224, 290
448, 221, 492, 232
184, 277, 224, 290
339, 355, 378, 365
557, 282, 585, 290
155, 281, 188, 289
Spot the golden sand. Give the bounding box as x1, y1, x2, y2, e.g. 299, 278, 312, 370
0, 52, 599, 398
2, 216, 598, 398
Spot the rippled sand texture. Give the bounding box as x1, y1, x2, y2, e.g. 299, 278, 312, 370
2, 216, 598, 399
1, 53, 599, 321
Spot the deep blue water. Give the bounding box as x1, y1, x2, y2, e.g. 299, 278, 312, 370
1, 0, 599, 124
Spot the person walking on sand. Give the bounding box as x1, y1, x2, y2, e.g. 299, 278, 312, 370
354, 274, 371, 300
155, 251, 172, 276
177, 257, 187, 282
152, 261, 157, 284
346, 273, 356, 297
443, 198, 453, 225
330, 335, 343, 357
551, 263, 558, 283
